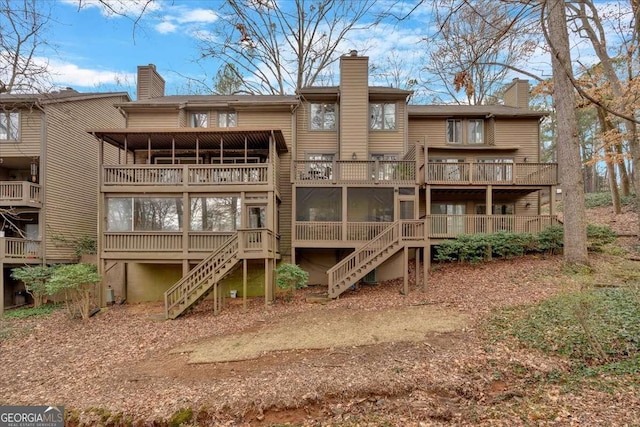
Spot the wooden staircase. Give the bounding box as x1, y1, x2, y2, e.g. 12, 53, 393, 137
327, 221, 405, 298
164, 233, 240, 319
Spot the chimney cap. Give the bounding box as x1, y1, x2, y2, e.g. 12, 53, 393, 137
349, 49, 358, 57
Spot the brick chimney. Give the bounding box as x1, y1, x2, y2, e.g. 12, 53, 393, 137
136, 64, 165, 100
503, 78, 529, 108
339, 51, 369, 161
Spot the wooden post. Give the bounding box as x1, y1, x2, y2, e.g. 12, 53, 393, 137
423, 245, 430, 291
242, 259, 248, 311
415, 247, 421, 290
0, 262, 4, 316
264, 258, 269, 306
403, 245, 409, 295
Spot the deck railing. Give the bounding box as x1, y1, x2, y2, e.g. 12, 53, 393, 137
0, 238, 41, 260
294, 160, 416, 184
427, 215, 560, 238
103, 164, 272, 186
294, 216, 559, 242
426, 162, 557, 185
0, 182, 41, 206
103, 228, 277, 256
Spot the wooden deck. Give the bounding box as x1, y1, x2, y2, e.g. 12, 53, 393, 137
0, 182, 41, 207
294, 215, 559, 245
293, 160, 417, 185
0, 238, 42, 262
426, 162, 557, 185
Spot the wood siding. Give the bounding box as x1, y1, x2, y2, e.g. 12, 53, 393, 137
45, 95, 127, 262
2, 108, 42, 156
368, 101, 406, 156
339, 56, 369, 161
127, 111, 179, 128
296, 101, 338, 160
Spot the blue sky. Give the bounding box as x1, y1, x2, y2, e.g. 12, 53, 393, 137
33, 0, 630, 100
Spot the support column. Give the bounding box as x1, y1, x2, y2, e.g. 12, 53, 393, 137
486, 184, 493, 234
0, 263, 4, 316
182, 260, 189, 277
243, 259, 248, 311
264, 258, 270, 306
415, 247, 421, 291
550, 185, 557, 216
423, 245, 430, 291
403, 245, 409, 295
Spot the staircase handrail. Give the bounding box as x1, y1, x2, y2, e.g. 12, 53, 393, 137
164, 233, 238, 318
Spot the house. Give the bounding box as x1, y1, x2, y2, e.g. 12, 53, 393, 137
0, 89, 129, 314
90, 56, 558, 319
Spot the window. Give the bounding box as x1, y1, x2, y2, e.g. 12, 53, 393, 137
190, 197, 241, 231
191, 112, 208, 128
0, 111, 19, 141
107, 197, 183, 231
310, 103, 336, 130
447, 119, 485, 144
447, 119, 462, 144
347, 188, 393, 222
468, 119, 484, 144
370, 103, 396, 130
218, 111, 237, 128
296, 188, 341, 221
247, 205, 266, 228
431, 203, 466, 235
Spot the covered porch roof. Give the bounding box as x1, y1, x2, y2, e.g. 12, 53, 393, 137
87, 128, 288, 153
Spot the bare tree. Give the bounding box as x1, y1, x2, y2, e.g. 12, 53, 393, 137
0, 0, 52, 94
197, 0, 377, 95
424, 0, 541, 104
544, 0, 589, 266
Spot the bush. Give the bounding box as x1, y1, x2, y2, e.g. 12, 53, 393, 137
276, 263, 309, 301
586, 224, 617, 252
47, 263, 101, 319
584, 192, 637, 209
537, 225, 564, 254
11, 265, 57, 308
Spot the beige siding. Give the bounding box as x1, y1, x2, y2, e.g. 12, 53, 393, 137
239, 109, 293, 256
296, 102, 338, 159
494, 119, 539, 162
45, 95, 127, 262
408, 118, 443, 148
339, 56, 369, 160
1, 108, 42, 156
369, 101, 406, 156
127, 111, 180, 127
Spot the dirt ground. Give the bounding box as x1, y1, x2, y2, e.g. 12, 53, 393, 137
1, 244, 639, 425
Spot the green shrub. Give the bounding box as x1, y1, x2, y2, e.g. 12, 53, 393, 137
276, 263, 309, 301
47, 263, 101, 320
489, 231, 536, 258
434, 234, 489, 263
584, 192, 637, 209
4, 304, 61, 319
586, 224, 617, 251
11, 265, 57, 308
536, 225, 564, 254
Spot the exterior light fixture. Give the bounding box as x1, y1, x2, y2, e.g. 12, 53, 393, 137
352, 152, 357, 160
30, 157, 38, 182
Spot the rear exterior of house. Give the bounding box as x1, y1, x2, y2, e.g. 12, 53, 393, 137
91, 57, 558, 318
0, 90, 128, 314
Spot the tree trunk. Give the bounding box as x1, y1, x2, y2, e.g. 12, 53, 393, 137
616, 142, 631, 196
546, 0, 589, 265
597, 107, 621, 214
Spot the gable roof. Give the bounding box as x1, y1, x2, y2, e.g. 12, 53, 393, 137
0, 90, 130, 106
115, 94, 299, 110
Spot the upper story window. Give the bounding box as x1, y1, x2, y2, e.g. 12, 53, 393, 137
310, 103, 336, 130
447, 119, 484, 144
468, 119, 484, 144
0, 111, 19, 141
190, 112, 208, 128
370, 103, 396, 130
446, 119, 462, 144
218, 111, 237, 128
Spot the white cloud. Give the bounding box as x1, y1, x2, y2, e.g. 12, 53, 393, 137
175, 8, 218, 24
46, 58, 135, 89
155, 21, 177, 34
